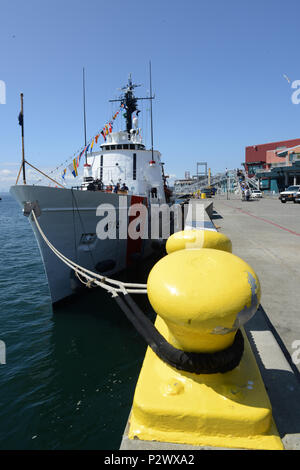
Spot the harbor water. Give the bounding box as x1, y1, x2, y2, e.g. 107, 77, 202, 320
0, 193, 149, 450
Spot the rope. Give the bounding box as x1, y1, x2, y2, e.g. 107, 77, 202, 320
30, 208, 244, 374
30, 209, 147, 295
113, 290, 244, 374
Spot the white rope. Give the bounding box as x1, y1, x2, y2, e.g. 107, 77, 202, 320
31, 210, 148, 296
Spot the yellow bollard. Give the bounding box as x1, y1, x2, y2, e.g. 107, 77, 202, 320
201, 192, 206, 199
128, 248, 283, 450
166, 229, 232, 254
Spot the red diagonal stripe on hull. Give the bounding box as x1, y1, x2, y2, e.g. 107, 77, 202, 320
126, 195, 147, 266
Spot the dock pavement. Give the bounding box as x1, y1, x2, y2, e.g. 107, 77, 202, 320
212, 194, 300, 373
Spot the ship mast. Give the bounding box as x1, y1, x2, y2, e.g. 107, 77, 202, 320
82, 67, 88, 165
109, 72, 154, 136
149, 61, 154, 162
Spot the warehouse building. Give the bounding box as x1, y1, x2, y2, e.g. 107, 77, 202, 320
245, 138, 300, 192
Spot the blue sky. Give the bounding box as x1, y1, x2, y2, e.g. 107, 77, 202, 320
1, 0, 300, 190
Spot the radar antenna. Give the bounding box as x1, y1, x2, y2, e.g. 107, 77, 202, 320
109, 73, 154, 134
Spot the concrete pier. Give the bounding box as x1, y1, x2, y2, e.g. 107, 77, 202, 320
212, 195, 300, 371
120, 196, 300, 450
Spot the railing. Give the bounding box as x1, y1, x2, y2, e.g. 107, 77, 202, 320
255, 169, 270, 174
173, 168, 261, 196
174, 174, 228, 194
174, 171, 241, 195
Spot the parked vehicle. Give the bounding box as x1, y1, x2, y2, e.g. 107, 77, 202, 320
251, 189, 262, 198
279, 185, 300, 203
294, 190, 300, 203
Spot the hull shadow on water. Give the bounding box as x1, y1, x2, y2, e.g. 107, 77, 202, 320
42, 251, 163, 450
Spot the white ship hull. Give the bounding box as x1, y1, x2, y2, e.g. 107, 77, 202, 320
10, 185, 154, 304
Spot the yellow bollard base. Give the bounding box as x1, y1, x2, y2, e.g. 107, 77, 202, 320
128, 321, 283, 450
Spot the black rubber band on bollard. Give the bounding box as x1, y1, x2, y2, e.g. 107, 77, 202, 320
114, 292, 244, 375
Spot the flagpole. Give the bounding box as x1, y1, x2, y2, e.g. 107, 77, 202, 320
149, 61, 154, 162
82, 67, 87, 165
20, 93, 26, 184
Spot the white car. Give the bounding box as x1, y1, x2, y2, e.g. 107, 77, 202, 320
251, 190, 262, 198
279, 185, 300, 203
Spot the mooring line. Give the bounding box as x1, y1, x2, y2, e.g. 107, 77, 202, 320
30, 209, 147, 295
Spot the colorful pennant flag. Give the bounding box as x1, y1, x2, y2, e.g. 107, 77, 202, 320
61, 103, 125, 180
77, 145, 88, 167
70, 159, 78, 177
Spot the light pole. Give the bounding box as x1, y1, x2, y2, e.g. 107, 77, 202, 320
226, 168, 229, 200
